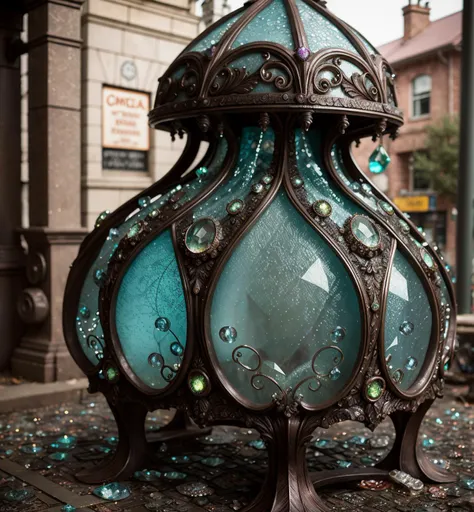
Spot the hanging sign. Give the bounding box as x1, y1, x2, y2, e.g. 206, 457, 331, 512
102, 85, 150, 171
393, 195, 432, 213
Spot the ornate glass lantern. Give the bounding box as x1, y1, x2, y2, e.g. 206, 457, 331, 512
64, 0, 457, 509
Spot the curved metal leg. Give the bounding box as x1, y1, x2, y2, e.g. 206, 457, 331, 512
147, 410, 211, 447
376, 399, 456, 483
243, 416, 330, 512
76, 400, 151, 484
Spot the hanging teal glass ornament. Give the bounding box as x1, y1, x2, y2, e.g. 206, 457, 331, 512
369, 144, 391, 174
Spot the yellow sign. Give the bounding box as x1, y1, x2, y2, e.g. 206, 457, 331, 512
393, 196, 430, 212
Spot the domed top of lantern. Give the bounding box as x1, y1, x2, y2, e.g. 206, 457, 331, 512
149, 0, 403, 132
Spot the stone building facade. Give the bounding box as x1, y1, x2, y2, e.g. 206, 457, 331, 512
81, 0, 200, 229
355, 2, 462, 266
0, 0, 201, 381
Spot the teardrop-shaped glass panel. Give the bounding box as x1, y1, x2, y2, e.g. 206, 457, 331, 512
76, 138, 228, 365
295, 0, 361, 55
383, 251, 433, 391
189, 10, 245, 53
296, 129, 366, 226
209, 193, 363, 408
232, 0, 294, 49
115, 230, 187, 390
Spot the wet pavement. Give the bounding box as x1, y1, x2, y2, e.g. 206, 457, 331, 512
0, 388, 473, 511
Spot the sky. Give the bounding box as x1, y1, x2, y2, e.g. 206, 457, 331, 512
227, 0, 463, 46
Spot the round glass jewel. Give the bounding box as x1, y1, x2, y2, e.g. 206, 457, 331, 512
227, 199, 244, 215
155, 317, 170, 332
330, 326, 346, 343
196, 166, 208, 178
138, 196, 151, 209
351, 216, 380, 248
127, 223, 140, 239
95, 210, 110, 228
170, 342, 184, 357
421, 248, 435, 268
219, 326, 237, 343
296, 46, 311, 61
185, 218, 218, 254
292, 177, 304, 188
405, 356, 418, 371
399, 219, 410, 234
313, 200, 332, 218
379, 201, 394, 215
93, 269, 106, 287
366, 379, 384, 400
106, 366, 119, 382
79, 305, 90, 319
262, 175, 273, 185
252, 183, 264, 194
399, 320, 414, 336
329, 367, 341, 381
148, 353, 164, 369
189, 373, 208, 395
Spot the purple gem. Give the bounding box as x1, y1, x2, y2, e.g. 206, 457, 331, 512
205, 45, 217, 58
296, 47, 311, 61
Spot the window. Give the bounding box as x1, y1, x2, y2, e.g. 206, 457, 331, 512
409, 153, 433, 192
412, 75, 431, 118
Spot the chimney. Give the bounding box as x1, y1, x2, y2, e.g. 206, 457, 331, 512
402, 0, 431, 41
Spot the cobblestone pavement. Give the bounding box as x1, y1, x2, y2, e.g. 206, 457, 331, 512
0, 389, 473, 512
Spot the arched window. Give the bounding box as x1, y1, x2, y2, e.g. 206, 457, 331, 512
412, 75, 432, 118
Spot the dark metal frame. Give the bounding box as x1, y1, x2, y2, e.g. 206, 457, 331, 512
62, 1, 458, 510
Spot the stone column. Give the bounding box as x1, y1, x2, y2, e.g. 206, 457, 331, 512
11, 0, 87, 382
0, 3, 25, 370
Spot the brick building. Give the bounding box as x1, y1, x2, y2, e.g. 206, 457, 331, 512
355, 1, 462, 266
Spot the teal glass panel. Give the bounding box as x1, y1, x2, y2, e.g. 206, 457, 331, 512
330, 144, 379, 211
194, 127, 275, 220
384, 251, 433, 391
232, 0, 294, 50
115, 230, 187, 389
76, 138, 228, 365
295, 0, 361, 55
210, 193, 363, 408
189, 11, 245, 53
349, 26, 379, 56
296, 129, 365, 226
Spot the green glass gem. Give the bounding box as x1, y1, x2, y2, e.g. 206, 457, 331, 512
49, 452, 69, 461
127, 223, 140, 239
444, 359, 450, 372
189, 373, 208, 395
366, 379, 384, 400
262, 175, 273, 185
371, 302, 380, 312
196, 166, 208, 178
106, 366, 119, 382
379, 201, 394, 215
313, 200, 332, 218
252, 183, 264, 194
185, 218, 218, 254
421, 248, 435, 268
148, 208, 159, 219
399, 219, 410, 234
351, 216, 380, 248
369, 145, 391, 174
292, 177, 304, 188
227, 199, 244, 215
95, 210, 110, 229
61, 505, 76, 512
